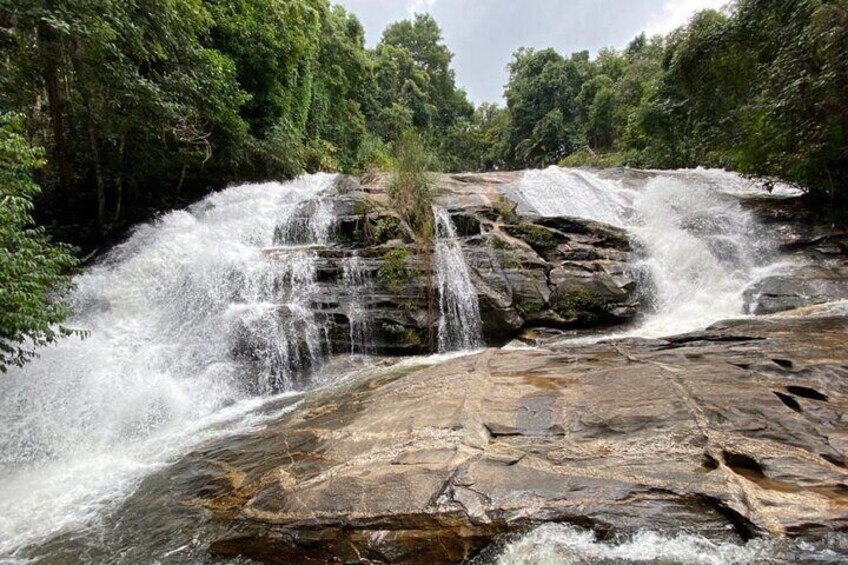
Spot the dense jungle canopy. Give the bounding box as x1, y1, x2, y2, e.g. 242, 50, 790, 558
0, 0, 846, 365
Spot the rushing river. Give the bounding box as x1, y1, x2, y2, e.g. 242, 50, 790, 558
0, 167, 832, 564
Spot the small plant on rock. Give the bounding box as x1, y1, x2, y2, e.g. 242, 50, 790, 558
377, 248, 414, 293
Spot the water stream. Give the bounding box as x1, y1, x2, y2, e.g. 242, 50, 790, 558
0, 174, 342, 559
510, 167, 802, 338
0, 167, 824, 563
434, 207, 485, 352
342, 252, 373, 356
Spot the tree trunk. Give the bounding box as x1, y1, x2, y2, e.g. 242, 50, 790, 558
175, 163, 188, 198
38, 25, 77, 222
87, 121, 106, 233
114, 132, 126, 223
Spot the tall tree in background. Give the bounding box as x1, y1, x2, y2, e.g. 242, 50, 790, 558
732, 0, 848, 204
1, 0, 249, 241
368, 13, 475, 169
505, 48, 590, 167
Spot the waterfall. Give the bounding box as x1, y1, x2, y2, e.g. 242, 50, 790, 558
342, 252, 372, 356
434, 207, 484, 352
512, 167, 800, 337
0, 166, 810, 561
0, 173, 339, 557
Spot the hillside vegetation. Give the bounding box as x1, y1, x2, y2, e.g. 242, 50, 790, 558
0, 0, 845, 365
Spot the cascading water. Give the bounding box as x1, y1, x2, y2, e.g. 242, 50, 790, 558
0, 173, 341, 559
0, 166, 819, 563
342, 252, 372, 356
511, 167, 801, 337
434, 207, 485, 352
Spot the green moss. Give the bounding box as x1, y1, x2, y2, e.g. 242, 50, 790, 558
552, 288, 611, 320
515, 299, 543, 317
492, 236, 509, 250
382, 323, 423, 348
353, 199, 373, 216
377, 248, 414, 292
510, 224, 559, 251
493, 194, 518, 222
492, 236, 522, 269
369, 216, 401, 244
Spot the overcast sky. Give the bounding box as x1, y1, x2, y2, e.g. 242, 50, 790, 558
335, 0, 728, 104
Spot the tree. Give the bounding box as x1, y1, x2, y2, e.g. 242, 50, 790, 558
505, 48, 587, 166
1, 0, 249, 241
380, 13, 473, 129
304, 5, 370, 172
0, 114, 78, 371
368, 13, 474, 170
732, 0, 848, 205
472, 103, 512, 171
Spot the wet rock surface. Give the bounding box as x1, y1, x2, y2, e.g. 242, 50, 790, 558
162, 313, 848, 564
282, 172, 640, 355
742, 197, 848, 315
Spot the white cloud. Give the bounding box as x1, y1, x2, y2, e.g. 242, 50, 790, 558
645, 0, 729, 35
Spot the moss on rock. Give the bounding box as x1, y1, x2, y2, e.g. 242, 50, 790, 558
508, 224, 560, 252
552, 288, 612, 321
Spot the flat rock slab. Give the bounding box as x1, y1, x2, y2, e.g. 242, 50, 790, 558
193, 314, 848, 563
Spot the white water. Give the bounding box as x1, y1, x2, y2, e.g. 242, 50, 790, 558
434, 207, 485, 352
0, 167, 820, 562
0, 174, 342, 559
513, 167, 801, 338
493, 523, 839, 564
342, 252, 372, 355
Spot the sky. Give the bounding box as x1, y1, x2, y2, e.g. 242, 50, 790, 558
335, 0, 728, 104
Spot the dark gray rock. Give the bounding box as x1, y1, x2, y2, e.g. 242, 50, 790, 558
263, 173, 644, 354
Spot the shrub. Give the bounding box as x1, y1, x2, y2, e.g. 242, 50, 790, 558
377, 248, 414, 292
0, 114, 80, 371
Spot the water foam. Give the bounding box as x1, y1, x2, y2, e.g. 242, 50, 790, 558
492, 523, 835, 565
512, 167, 796, 338
0, 174, 337, 558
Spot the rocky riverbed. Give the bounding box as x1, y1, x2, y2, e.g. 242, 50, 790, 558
152, 170, 848, 563
7, 168, 848, 564
184, 310, 847, 563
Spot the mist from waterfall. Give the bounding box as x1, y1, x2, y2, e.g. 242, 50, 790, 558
434, 207, 485, 352
512, 167, 800, 337
0, 174, 341, 558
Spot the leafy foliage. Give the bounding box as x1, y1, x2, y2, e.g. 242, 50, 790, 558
377, 248, 413, 293
387, 130, 437, 241
0, 2, 477, 252
482, 0, 848, 214
0, 114, 78, 371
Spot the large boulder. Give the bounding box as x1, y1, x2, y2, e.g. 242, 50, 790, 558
291, 173, 641, 354
741, 197, 848, 315
168, 313, 848, 563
